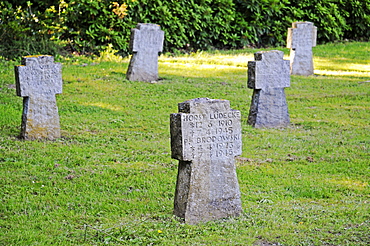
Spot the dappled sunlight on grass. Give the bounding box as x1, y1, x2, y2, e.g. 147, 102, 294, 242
315, 70, 370, 77
159, 62, 247, 79
314, 57, 370, 77
159, 50, 288, 80
81, 102, 122, 111
327, 178, 368, 191
160, 61, 248, 69
160, 49, 370, 79
347, 63, 370, 71
160, 50, 291, 68
313, 42, 370, 77
160, 53, 254, 67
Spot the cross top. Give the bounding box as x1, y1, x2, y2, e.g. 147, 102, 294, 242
171, 98, 242, 162
287, 22, 317, 49
15, 55, 62, 98
130, 23, 164, 54
247, 50, 290, 90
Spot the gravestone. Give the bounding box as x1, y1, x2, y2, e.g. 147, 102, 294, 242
15, 55, 62, 140
126, 23, 164, 82
287, 21, 317, 76
247, 50, 290, 128
170, 98, 242, 225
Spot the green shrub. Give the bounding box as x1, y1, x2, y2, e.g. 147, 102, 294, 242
60, 0, 131, 55
287, 0, 350, 42
0, 0, 369, 60
341, 0, 370, 40
127, 0, 238, 51
233, 0, 293, 47
0, 1, 64, 59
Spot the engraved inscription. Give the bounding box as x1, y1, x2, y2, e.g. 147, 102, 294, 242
293, 28, 314, 48
21, 66, 61, 94
181, 110, 241, 159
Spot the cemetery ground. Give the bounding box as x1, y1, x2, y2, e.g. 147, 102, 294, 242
0, 41, 369, 245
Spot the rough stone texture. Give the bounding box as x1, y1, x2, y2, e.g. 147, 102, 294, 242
126, 23, 164, 82
287, 21, 317, 76
170, 98, 242, 225
247, 51, 290, 128
15, 55, 62, 140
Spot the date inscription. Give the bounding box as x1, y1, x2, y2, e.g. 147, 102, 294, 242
182, 110, 242, 159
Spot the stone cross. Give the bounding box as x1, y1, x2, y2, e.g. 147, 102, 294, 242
247, 50, 290, 128
126, 23, 164, 82
170, 98, 242, 225
287, 21, 317, 76
15, 55, 62, 140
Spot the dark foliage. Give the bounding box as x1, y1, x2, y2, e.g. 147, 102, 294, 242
0, 0, 369, 59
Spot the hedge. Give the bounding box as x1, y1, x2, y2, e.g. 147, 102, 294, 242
0, 0, 369, 59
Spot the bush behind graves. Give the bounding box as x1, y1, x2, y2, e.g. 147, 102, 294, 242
286, 0, 370, 42
0, 1, 65, 59
0, 0, 369, 59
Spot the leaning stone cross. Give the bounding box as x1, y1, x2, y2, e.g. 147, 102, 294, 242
247, 50, 290, 128
15, 55, 62, 140
170, 98, 242, 225
287, 21, 317, 76
126, 23, 164, 82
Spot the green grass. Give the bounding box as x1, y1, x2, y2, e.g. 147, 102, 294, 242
0, 41, 369, 245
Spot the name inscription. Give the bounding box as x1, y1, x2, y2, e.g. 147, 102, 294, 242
17, 63, 62, 96
182, 110, 242, 159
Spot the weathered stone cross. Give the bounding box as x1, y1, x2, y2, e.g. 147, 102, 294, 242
15, 55, 62, 140
247, 50, 290, 128
170, 98, 242, 225
126, 23, 164, 82
287, 21, 317, 76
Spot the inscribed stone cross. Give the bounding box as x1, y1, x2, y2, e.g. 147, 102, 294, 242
15, 55, 62, 140
170, 98, 242, 225
287, 22, 317, 76
126, 23, 164, 82
247, 50, 290, 128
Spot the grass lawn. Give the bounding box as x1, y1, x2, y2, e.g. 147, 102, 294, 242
0, 41, 369, 245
